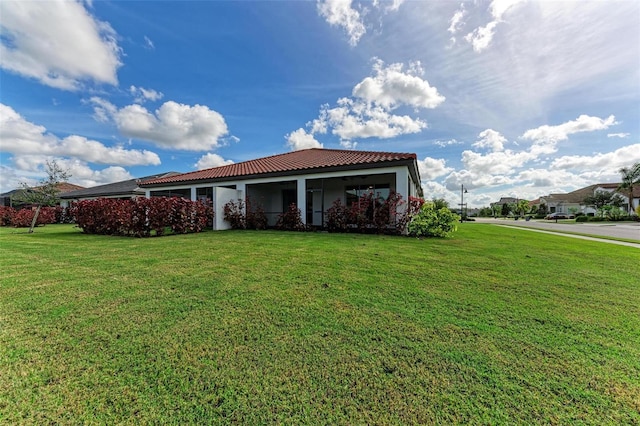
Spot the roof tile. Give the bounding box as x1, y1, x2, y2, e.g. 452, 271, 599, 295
142, 148, 417, 186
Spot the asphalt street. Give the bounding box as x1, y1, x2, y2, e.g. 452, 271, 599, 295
473, 217, 640, 248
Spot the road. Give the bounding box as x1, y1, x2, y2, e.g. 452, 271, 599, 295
472, 217, 640, 248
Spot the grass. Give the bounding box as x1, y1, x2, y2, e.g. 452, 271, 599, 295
1, 224, 639, 424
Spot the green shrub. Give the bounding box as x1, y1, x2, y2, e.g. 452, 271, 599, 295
407, 202, 460, 238
576, 216, 588, 222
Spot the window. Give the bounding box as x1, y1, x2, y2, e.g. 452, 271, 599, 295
345, 184, 390, 208
150, 188, 191, 199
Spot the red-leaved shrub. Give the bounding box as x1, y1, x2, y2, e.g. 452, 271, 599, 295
0, 206, 16, 226
71, 197, 212, 237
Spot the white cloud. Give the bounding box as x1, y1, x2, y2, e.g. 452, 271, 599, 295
418, 157, 454, 180
289, 59, 443, 144
317, 0, 405, 46
352, 59, 445, 109
549, 144, 640, 172
607, 133, 630, 138
434, 139, 462, 148
522, 114, 617, 144
317, 0, 366, 47
5, 155, 135, 191
0, 0, 121, 90
464, 0, 525, 52
448, 4, 466, 38
0, 103, 160, 166
129, 86, 164, 103
195, 153, 234, 170
285, 128, 323, 151
143, 35, 155, 50
472, 129, 506, 152
319, 98, 427, 141
91, 98, 230, 151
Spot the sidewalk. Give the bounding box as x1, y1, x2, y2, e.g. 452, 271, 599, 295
472, 218, 640, 249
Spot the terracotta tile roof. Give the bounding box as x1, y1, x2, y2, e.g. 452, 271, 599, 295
141, 148, 418, 186
57, 182, 85, 193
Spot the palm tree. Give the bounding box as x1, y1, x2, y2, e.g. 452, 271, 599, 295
618, 162, 640, 215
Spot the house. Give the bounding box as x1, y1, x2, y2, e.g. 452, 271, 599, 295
1, 182, 85, 208
59, 172, 179, 207
140, 148, 423, 230
538, 183, 640, 216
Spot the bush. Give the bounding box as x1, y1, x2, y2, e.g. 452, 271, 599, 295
10, 207, 57, 228
276, 203, 306, 231
407, 202, 460, 238
223, 198, 268, 230
325, 198, 348, 233
223, 199, 246, 229
576, 216, 589, 222
0, 206, 16, 226
245, 197, 268, 230
72, 197, 211, 237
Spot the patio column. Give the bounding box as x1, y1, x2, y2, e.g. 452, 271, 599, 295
296, 177, 306, 225
190, 187, 197, 201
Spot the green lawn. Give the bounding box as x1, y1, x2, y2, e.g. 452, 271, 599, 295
1, 224, 639, 424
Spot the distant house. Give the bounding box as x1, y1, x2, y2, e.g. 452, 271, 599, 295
59, 172, 179, 207
1, 182, 85, 208
140, 148, 423, 230
538, 183, 639, 216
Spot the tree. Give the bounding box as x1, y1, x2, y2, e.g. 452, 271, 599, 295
12, 161, 70, 233
515, 199, 530, 217
584, 190, 625, 217
501, 203, 511, 217
618, 162, 640, 215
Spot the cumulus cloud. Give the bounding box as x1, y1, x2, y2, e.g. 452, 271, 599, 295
3, 154, 135, 192
353, 59, 445, 109
0, 0, 121, 90
317, 0, 366, 47
472, 129, 506, 152
0, 103, 160, 166
91, 98, 230, 151
464, 0, 525, 52
195, 153, 234, 170
286, 128, 323, 151
418, 157, 454, 180
129, 85, 164, 103
549, 144, 640, 172
522, 114, 618, 144
288, 59, 444, 146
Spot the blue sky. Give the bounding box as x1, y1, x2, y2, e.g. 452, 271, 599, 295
1, 0, 638, 207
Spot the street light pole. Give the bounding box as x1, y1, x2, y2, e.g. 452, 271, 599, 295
460, 184, 468, 221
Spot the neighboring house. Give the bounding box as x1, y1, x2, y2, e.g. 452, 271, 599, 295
490, 197, 518, 214
59, 172, 179, 207
538, 183, 640, 216
140, 148, 423, 230
1, 183, 85, 208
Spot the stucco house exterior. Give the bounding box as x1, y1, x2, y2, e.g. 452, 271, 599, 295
538, 183, 639, 216
140, 148, 423, 230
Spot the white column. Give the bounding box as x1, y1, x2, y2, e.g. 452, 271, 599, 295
395, 167, 409, 200
297, 177, 306, 225
190, 187, 197, 201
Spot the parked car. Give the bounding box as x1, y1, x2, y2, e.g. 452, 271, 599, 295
545, 212, 575, 220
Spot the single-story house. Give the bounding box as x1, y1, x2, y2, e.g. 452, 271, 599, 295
539, 183, 639, 215
1, 182, 85, 208
140, 148, 423, 230
59, 172, 179, 207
